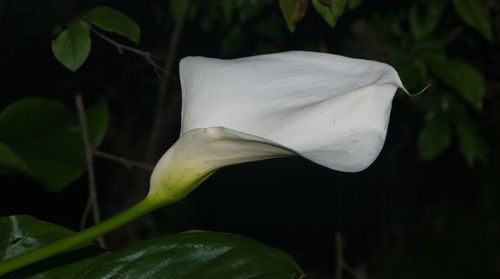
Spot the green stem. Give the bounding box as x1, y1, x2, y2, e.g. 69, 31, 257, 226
0, 197, 163, 276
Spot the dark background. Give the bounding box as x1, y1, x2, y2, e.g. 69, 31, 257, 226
1, 0, 500, 278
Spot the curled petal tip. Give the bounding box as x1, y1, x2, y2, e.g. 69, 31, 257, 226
401, 84, 431, 97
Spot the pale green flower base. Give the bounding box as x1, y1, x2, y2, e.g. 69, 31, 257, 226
0, 197, 165, 275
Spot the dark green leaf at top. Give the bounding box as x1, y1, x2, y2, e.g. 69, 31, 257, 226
409, 0, 447, 40
312, 0, 347, 28
82, 6, 140, 44
51, 19, 91, 72
279, 0, 310, 32
0, 98, 109, 191
452, 0, 493, 42
422, 53, 485, 111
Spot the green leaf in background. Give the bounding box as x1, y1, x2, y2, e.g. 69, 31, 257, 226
0, 215, 76, 261
0, 98, 109, 191
455, 119, 488, 166
422, 53, 485, 111
391, 50, 428, 93
237, 0, 275, 23
279, 0, 310, 32
451, 0, 493, 42
418, 118, 452, 161
51, 20, 91, 72
0, 215, 74, 260
42, 230, 304, 279
220, 26, 247, 58
221, 0, 237, 22
312, 0, 347, 28
347, 0, 362, 10
0, 215, 104, 279
409, 0, 447, 40
82, 6, 140, 44
447, 96, 488, 166
0, 142, 30, 175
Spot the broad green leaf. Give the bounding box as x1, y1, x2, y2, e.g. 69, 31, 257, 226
447, 97, 488, 166
51, 20, 91, 72
422, 53, 485, 111
82, 6, 140, 43
279, 0, 310, 32
0, 215, 104, 279
418, 118, 452, 161
0, 142, 30, 175
61, 230, 304, 279
0, 215, 76, 261
2, 216, 303, 279
455, 119, 487, 166
409, 0, 447, 40
312, 0, 347, 28
347, 0, 362, 10
25, 254, 107, 279
451, 0, 493, 42
0, 98, 109, 191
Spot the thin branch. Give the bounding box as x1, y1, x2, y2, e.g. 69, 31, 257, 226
75, 94, 106, 248
147, 0, 191, 162
93, 150, 154, 171
92, 29, 177, 80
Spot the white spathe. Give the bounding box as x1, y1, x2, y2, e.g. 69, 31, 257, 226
149, 51, 404, 202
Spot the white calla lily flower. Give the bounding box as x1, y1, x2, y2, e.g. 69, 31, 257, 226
148, 51, 405, 204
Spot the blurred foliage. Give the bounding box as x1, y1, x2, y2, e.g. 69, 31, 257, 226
0, 98, 108, 191
0, 0, 499, 277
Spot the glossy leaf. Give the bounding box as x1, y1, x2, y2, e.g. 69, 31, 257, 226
312, 0, 347, 28
451, 0, 493, 42
0, 216, 76, 261
25, 254, 107, 279
409, 0, 447, 40
65, 230, 303, 279
422, 53, 485, 111
279, 0, 310, 32
82, 6, 140, 43
0, 98, 109, 191
0, 215, 104, 279
51, 20, 91, 72
418, 118, 452, 161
